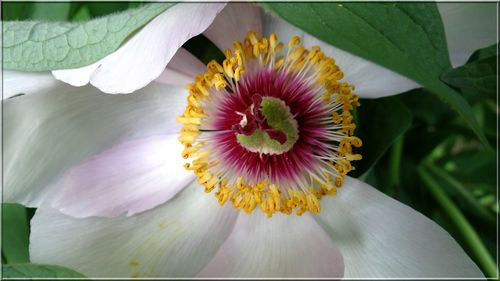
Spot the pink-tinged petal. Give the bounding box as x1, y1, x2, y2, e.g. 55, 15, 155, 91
3, 81, 187, 209
438, 3, 497, 67
204, 3, 262, 51
262, 11, 420, 99
155, 48, 206, 87
198, 212, 344, 278
317, 176, 484, 278
30, 183, 239, 278
50, 135, 194, 218
2, 71, 63, 100
52, 3, 225, 94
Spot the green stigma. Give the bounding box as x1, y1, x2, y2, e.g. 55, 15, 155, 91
237, 97, 299, 155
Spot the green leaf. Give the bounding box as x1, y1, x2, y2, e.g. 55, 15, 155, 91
1, 204, 30, 263
441, 49, 497, 98
467, 43, 497, 62
2, 3, 33, 21
86, 3, 136, 18
29, 3, 71, 21
2, 3, 175, 71
262, 2, 489, 148
2, 264, 86, 278
352, 96, 412, 177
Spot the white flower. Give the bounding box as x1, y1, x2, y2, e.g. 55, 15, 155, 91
2, 2, 495, 278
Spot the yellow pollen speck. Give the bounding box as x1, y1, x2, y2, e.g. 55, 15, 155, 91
129, 259, 139, 268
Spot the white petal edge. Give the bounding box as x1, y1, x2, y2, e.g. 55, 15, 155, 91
52, 3, 225, 94
262, 11, 420, 99
50, 134, 194, 218
316, 176, 484, 278
198, 212, 344, 278
155, 48, 206, 87
438, 3, 498, 67
2, 71, 63, 100
30, 182, 239, 278
3, 79, 187, 209
204, 3, 262, 52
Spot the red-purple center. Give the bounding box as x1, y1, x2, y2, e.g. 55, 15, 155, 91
209, 68, 331, 185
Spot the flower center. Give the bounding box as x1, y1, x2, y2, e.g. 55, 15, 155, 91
234, 95, 298, 155
177, 31, 362, 217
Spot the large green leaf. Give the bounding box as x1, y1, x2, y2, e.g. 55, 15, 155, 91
2, 264, 86, 278
352, 96, 412, 177
2, 3, 175, 71
263, 2, 489, 148
1, 204, 30, 263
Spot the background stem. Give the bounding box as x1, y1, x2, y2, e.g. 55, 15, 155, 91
418, 166, 498, 278
388, 135, 404, 197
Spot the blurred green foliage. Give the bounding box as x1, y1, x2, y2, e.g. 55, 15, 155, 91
2, 2, 140, 22
1, 2, 498, 278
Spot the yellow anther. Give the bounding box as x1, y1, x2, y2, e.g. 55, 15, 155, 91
195, 82, 210, 97
343, 123, 356, 135
346, 154, 362, 161
188, 95, 201, 107
349, 136, 363, 147
253, 43, 260, 57
259, 38, 269, 52
204, 177, 219, 192
197, 171, 212, 184
288, 35, 301, 49
236, 177, 244, 190
212, 73, 227, 90
274, 58, 285, 69
234, 66, 245, 81
181, 146, 201, 159
332, 112, 342, 124
269, 33, 278, 49
224, 49, 232, 59
207, 60, 224, 73
178, 134, 197, 145
275, 42, 284, 53
176, 116, 201, 125
223, 58, 235, 78
335, 176, 344, 187
247, 31, 259, 45
234, 49, 245, 66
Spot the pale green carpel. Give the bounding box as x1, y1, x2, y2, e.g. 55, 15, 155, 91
237, 97, 299, 155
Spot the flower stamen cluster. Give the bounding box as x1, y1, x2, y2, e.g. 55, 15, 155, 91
177, 31, 362, 217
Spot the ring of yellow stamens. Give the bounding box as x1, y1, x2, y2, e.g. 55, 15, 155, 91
177, 31, 362, 217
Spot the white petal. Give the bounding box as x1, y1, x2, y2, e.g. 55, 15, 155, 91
53, 3, 225, 94
198, 212, 344, 278
262, 11, 420, 98
2, 71, 63, 99
30, 182, 239, 278
50, 135, 194, 218
316, 176, 484, 278
3, 80, 187, 209
438, 3, 497, 67
155, 48, 206, 87
204, 3, 262, 51
52, 61, 101, 87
